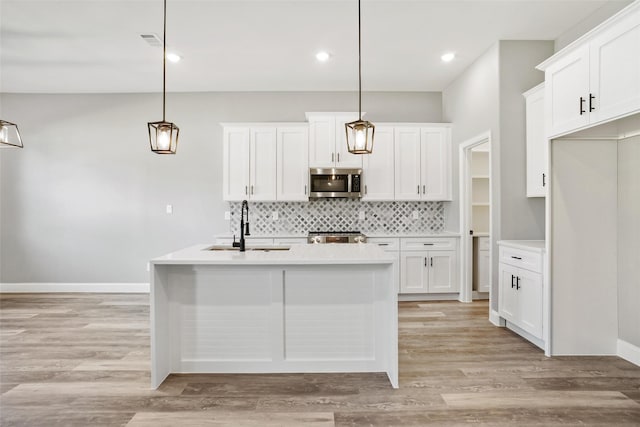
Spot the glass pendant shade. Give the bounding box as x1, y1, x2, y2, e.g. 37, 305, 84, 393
345, 119, 374, 154
148, 121, 179, 154
0, 120, 24, 148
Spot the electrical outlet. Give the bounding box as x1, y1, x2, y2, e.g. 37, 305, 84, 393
412, 210, 419, 220
358, 211, 366, 221
224, 211, 231, 220
272, 211, 279, 221
166, 204, 173, 214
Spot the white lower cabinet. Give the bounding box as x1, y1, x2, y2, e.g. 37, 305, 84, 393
498, 241, 545, 343
367, 237, 400, 292
400, 237, 458, 294
474, 236, 490, 292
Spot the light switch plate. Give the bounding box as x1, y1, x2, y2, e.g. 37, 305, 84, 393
358, 211, 366, 220
166, 204, 173, 214
272, 211, 279, 221
412, 210, 419, 220
224, 211, 231, 220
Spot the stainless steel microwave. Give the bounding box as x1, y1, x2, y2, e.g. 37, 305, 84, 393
309, 168, 362, 199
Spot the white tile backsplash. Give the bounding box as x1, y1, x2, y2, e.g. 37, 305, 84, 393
229, 199, 444, 235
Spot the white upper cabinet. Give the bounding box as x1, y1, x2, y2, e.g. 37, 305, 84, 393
249, 127, 278, 201
421, 127, 451, 200
524, 83, 547, 197
589, 11, 640, 124
277, 126, 309, 201
394, 127, 422, 200
539, 2, 640, 137
307, 113, 362, 168
362, 126, 395, 201
223, 124, 303, 202
394, 126, 452, 201
223, 127, 251, 201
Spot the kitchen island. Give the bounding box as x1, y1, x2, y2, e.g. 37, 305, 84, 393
150, 243, 398, 389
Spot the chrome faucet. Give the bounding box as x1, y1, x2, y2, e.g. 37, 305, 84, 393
232, 200, 251, 252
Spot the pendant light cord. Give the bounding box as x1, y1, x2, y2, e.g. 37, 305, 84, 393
358, 0, 362, 121
162, 0, 167, 121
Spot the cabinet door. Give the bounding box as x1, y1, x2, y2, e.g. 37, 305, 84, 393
498, 263, 519, 323
400, 251, 429, 293
427, 250, 457, 293
525, 85, 547, 197
362, 126, 394, 201
308, 115, 335, 168
517, 269, 543, 339
394, 127, 421, 200
421, 127, 451, 200
477, 249, 490, 293
335, 114, 363, 168
589, 13, 640, 124
545, 45, 590, 137
222, 127, 250, 201
277, 127, 309, 201
249, 127, 277, 201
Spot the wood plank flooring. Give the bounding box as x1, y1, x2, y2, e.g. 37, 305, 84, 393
1, 294, 639, 426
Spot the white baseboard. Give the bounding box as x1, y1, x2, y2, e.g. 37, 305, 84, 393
490, 309, 504, 327
618, 339, 640, 367
0, 283, 150, 293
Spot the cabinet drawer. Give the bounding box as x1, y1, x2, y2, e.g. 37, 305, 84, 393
477, 236, 490, 251
499, 246, 542, 273
367, 237, 400, 251
401, 237, 456, 251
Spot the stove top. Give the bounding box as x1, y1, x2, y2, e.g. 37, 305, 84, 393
308, 231, 366, 244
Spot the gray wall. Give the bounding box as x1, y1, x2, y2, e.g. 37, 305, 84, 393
0, 91, 442, 283
551, 139, 618, 355
618, 135, 640, 348
498, 41, 552, 241
554, 1, 633, 51
442, 41, 551, 311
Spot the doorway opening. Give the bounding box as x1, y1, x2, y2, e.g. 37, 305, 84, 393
459, 132, 492, 304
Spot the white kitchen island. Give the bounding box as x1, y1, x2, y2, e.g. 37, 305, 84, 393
150, 243, 398, 389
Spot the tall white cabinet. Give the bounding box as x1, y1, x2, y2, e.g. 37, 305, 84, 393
394, 125, 452, 201
524, 83, 547, 197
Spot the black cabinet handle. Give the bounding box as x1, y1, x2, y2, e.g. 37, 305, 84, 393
511, 274, 515, 288
579, 96, 586, 115
542, 173, 546, 187
516, 276, 521, 290
511, 256, 522, 260
378, 243, 389, 246
423, 243, 434, 246
424, 257, 427, 267
589, 93, 595, 112
430, 257, 433, 267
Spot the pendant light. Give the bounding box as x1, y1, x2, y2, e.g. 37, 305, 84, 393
345, 0, 374, 155
0, 120, 23, 148
148, 0, 179, 154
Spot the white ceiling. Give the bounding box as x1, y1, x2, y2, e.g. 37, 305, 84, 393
0, 0, 631, 93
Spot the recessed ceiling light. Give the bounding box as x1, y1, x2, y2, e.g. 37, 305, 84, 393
316, 51, 331, 62
166, 53, 182, 63
441, 52, 456, 63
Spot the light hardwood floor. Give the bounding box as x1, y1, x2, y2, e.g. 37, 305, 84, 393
1, 294, 639, 426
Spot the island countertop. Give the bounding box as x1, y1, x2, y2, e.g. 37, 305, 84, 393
152, 243, 396, 265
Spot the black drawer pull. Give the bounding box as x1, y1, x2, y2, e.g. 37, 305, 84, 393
423, 243, 434, 246
378, 243, 389, 246
511, 256, 522, 260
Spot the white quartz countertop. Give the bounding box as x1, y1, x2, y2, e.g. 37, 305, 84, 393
152, 243, 396, 265
497, 240, 545, 252
214, 231, 461, 239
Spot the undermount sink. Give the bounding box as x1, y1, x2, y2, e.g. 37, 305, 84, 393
206, 245, 290, 252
